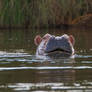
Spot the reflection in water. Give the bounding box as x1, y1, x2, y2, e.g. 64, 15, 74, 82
0, 83, 92, 91
0, 29, 92, 91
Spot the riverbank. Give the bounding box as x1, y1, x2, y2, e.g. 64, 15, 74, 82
0, 0, 91, 29
0, 14, 92, 30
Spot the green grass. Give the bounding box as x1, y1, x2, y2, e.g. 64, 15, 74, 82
0, 0, 91, 28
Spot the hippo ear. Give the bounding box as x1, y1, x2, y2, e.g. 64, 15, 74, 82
69, 35, 75, 46
34, 35, 42, 46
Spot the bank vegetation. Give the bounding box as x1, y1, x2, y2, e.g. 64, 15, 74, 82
0, 0, 92, 29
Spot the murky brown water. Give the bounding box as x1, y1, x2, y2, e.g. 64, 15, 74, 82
0, 28, 92, 92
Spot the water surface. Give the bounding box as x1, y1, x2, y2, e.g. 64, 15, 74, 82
0, 28, 92, 92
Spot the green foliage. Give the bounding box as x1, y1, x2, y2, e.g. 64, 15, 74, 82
0, 0, 91, 28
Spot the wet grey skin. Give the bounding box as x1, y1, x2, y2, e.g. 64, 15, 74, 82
36, 34, 74, 58
44, 35, 74, 57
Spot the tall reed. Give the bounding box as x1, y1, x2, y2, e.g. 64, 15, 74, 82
0, 0, 91, 28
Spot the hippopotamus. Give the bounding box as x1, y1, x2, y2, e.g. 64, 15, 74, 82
34, 33, 75, 58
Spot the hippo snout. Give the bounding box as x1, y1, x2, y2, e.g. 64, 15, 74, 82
34, 34, 75, 58
45, 36, 72, 54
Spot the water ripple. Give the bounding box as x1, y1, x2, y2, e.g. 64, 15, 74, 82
0, 53, 31, 58
0, 66, 92, 71
75, 54, 92, 58
1, 83, 92, 91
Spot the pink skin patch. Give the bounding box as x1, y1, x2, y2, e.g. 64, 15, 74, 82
69, 35, 75, 46
34, 33, 52, 46
34, 35, 42, 46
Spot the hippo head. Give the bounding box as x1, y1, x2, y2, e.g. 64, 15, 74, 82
34, 34, 75, 58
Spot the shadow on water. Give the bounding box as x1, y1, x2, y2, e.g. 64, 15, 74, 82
0, 28, 92, 91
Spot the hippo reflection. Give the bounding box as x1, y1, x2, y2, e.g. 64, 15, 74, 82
34, 34, 75, 58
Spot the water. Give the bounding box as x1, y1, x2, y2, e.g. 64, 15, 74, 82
0, 28, 92, 92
